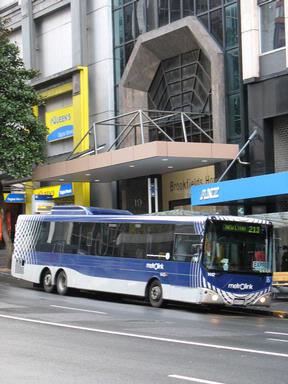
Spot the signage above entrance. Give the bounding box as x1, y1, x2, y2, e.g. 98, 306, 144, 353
191, 171, 288, 206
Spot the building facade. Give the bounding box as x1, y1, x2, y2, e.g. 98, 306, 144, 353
1, 0, 287, 217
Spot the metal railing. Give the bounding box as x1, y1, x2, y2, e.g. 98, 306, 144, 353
67, 109, 213, 161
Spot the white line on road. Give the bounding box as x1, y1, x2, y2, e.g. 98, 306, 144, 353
50, 305, 107, 315
0, 313, 288, 358
265, 331, 288, 337
168, 375, 225, 384
267, 338, 288, 343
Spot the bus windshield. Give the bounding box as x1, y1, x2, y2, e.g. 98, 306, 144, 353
202, 220, 272, 274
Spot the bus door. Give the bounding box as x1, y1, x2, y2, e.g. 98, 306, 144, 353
173, 230, 202, 288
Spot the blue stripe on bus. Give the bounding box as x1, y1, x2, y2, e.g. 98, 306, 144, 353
34, 252, 271, 293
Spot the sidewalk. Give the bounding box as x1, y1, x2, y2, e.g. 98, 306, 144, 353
0, 250, 287, 317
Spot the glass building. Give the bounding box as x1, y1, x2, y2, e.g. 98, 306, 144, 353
112, 0, 242, 145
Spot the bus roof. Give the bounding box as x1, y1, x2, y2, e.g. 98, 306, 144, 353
50, 205, 132, 216
22, 206, 272, 226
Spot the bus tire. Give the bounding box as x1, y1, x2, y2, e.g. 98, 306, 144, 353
42, 269, 55, 293
148, 280, 163, 308
56, 270, 69, 295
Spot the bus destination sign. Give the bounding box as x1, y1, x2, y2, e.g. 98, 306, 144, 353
222, 223, 261, 234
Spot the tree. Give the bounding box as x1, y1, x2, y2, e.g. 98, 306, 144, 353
0, 18, 47, 265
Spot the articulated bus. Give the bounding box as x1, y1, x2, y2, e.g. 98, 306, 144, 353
11, 206, 273, 308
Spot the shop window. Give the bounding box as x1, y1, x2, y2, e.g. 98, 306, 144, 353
260, 0, 285, 53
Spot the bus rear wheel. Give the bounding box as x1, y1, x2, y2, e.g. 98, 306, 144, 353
42, 269, 55, 293
56, 270, 69, 295
148, 280, 163, 308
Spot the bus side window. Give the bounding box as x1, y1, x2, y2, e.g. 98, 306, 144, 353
117, 224, 147, 258
147, 224, 174, 259
100, 223, 121, 257
173, 234, 201, 262
35, 221, 51, 252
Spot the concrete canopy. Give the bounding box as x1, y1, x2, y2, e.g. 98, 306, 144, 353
32, 141, 239, 183
120, 16, 226, 143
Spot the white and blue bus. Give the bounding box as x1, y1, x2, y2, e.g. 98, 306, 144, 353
11, 206, 273, 308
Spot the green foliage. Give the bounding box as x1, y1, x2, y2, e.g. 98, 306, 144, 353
0, 18, 46, 179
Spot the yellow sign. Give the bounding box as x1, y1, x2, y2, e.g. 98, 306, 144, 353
46, 106, 74, 142
33, 185, 60, 198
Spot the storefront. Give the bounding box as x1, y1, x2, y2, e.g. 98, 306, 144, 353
0, 193, 25, 247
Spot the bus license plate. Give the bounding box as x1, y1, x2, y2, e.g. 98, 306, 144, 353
234, 299, 245, 306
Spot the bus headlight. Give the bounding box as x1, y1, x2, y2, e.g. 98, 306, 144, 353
211, 294, 219, 302
255, 293, 271, 307
259, 296, 266, 304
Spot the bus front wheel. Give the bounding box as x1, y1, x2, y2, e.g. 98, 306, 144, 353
56, 270, 69, 295
148, 280, 163, 308
42, 269, 55, 293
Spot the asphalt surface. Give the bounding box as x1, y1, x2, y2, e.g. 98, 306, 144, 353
0, 274, 287, 384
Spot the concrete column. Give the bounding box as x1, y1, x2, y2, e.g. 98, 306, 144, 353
21, 0, 35, 69
240, 0, 260, 80
71, 0, 87, 66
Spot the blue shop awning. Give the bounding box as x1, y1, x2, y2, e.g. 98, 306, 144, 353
191, 171, 288, 206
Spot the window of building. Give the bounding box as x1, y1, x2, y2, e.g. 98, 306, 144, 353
260, 0, 285, 53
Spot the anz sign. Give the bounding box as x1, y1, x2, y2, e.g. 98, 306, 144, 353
191, 182, 222, 206
191, 171, 288, 206
199, 187, 220, 201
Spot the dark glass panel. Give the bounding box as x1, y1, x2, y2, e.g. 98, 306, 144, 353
183, 91, 192, 104
124, 42, 134, 65
113, 8, 124, 46
225, 3, 238, 48
210, 9, 223, 45
171, 0, 181, 22
209, 0, 222, 9
135, 0, 146, 35
199, 13, 208, 28
113, 0, 123, 8
196, 0, 208, 13
124, 4, 134, 42
159, 0, 169, 27
226, 48, 239, 92
114, 47, 125, 83
168, 82, 181, 95
227, 93, 241, 138
183, 0, 194, 16
182, 78, 195, 91
166, 68, 181, 82
182, 64, 197, 79
163, 55, 180, 70
182, 50, 199, 64
147, 0, 158, 31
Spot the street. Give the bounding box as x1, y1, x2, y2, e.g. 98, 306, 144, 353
0, 275, 287, 384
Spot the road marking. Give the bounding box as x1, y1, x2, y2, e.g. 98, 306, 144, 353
168, 375, 225, 384
265, 331, 288, 337
50, 305, 107, 315
0, 313, 287, 358
267, 338, 288, 343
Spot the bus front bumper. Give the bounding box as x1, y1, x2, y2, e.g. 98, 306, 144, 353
200, 289, 272, 307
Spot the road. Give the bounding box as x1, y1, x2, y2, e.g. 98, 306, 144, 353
0, 275, 287, 384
